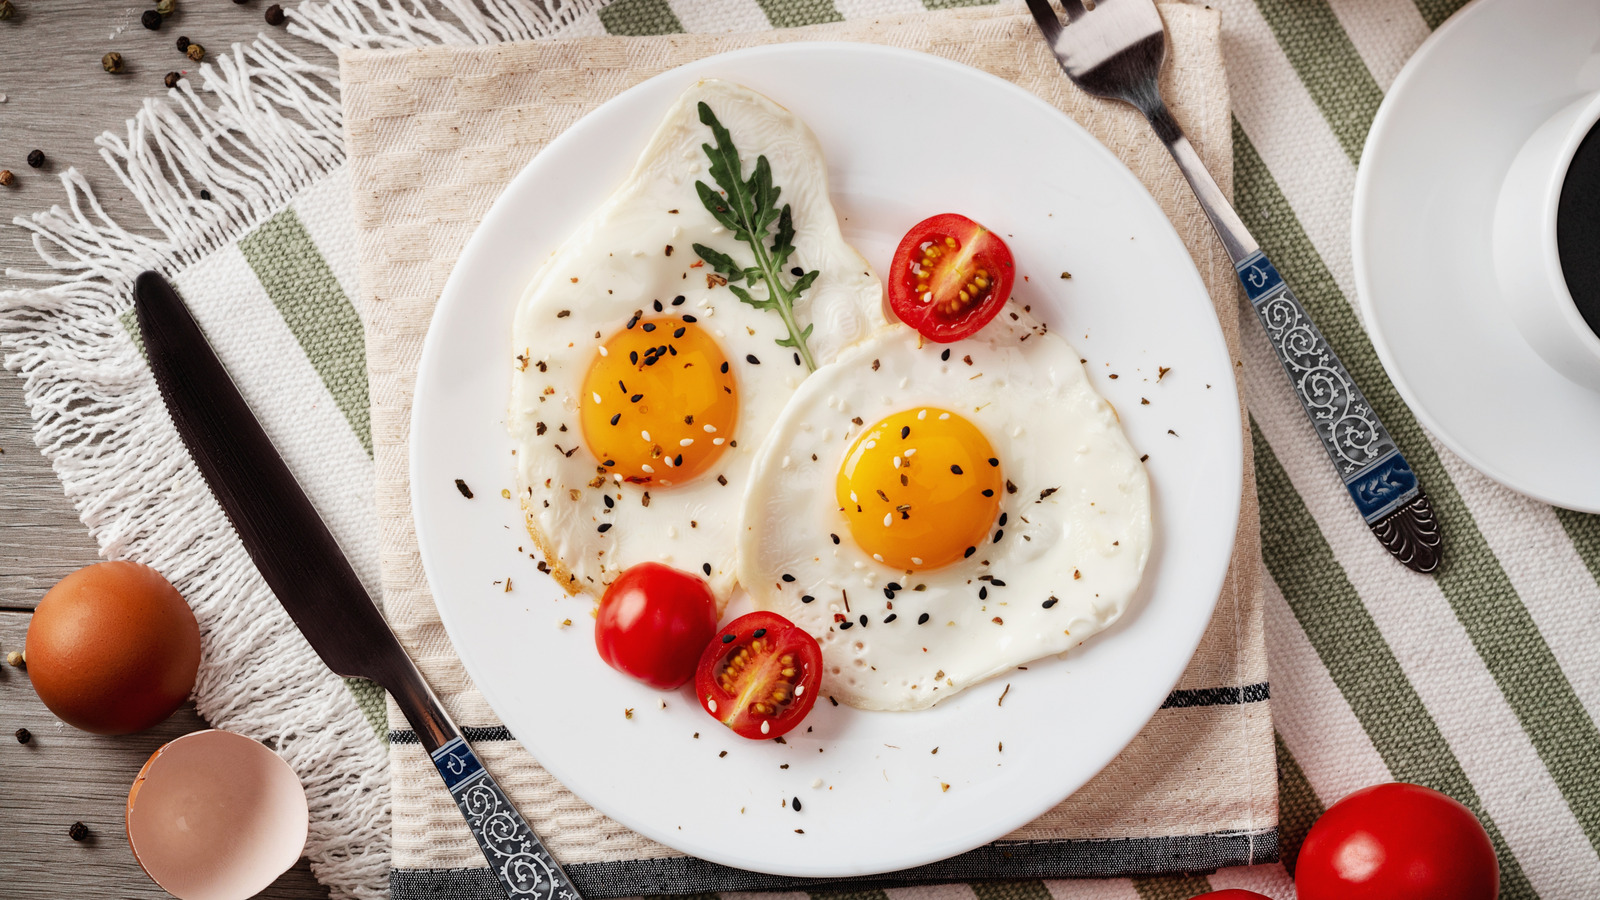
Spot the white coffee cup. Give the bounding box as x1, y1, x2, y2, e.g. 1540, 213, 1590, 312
1493, 90, 1600, 392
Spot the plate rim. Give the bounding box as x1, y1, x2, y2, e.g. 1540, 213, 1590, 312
1352, 0, 1600, 513
411, 39, 1243, 876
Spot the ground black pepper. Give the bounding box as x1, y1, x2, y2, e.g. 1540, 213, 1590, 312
265, 2, 285, 25
141, 9, 162, 29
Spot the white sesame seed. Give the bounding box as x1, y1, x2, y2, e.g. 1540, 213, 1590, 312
760, 720, 770, 734
782, 455, 793, 469
797, 685, 807, 698
641, 430, 651, 441
680, 438, 694, 447
709, 699, 717, 713
883, 513, 892, 527
663, 455, 675, 467
904, 448, 917, 457
918, 409, 927, 420
713, 438, 724, 445
899, 377, 909, 389
912, 557, 923, 565
704, 424, 717, 433
939, 413, 951, 420
642, 464, 655, 474
893, 456, 902, 468
667, 526, 677, 538
1012, 426, 1023, 437
873, 553, 884, 562
592, 392, 603, 404
598, 346, 608, 357
863, 440, 876, 450
850, 491, 859, 503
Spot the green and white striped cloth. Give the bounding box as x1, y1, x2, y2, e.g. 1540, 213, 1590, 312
5, 0, 1599, 898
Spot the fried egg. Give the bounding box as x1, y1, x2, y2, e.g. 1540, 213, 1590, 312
509, 79, 885, 609
737, 311, 1151, 710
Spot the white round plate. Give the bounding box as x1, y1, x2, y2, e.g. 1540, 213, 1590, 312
412, 43, 1241, 878
1354, 0, 1600, 511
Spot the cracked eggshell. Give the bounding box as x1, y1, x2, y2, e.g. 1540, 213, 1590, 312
126, 730, 308, 900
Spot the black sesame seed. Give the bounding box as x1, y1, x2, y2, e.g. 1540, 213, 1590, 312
979, 586, 988, 600
630, 394, 643, 403
722, 634, 735, 643
1043, 597, 1058, 609
991, 578, 1006, 587
830, 533, 840, 544
674, 454, 683, 466
887, 582, 902, 592
941, 349, 950, 361
746, 354, 761, 365
988, 457, 999, 467
859, 614, 869, 627
998, 513, 1008, 527
610, 413, 621, 426
629, 351, 639, 364
794, 353, 801, 366
597, 523, 612, 533
993, 529, 1004, 543
781, 573, 796, 582
884, 588, 895, 599
674, 327, 686, 338
1006, 479, 1018, 494
791, 266, 804, 277
951, 464, 964, 475
642, 322, 656, 332
964, 546, 976, 558
627, 314, 640, 329
653, 299, 664, 312
683, 314, 697, 322
801, 595, 815, 603
917, 613, 930, 624
901, 426, 910, 439
793, 796, 802, 811
673, 295, 686, 305
983, 489, 994, 497
884, 613, 897, 623
604, 459, 615, 466
603, 495, 614, 508
703, 563, 713, 575
721, 361, 729, 373
753, 628, 767, 638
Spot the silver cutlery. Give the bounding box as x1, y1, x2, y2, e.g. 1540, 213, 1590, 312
133, 271, 581, 900
1025, 0, 1442, 573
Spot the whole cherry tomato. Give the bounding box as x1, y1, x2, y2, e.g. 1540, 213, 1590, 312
594, 563, 718, 689
1296, 782, 1498, 900
887, 213, 1015, 342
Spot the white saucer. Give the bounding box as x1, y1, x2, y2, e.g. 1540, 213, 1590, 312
1353, 0, 1600, 512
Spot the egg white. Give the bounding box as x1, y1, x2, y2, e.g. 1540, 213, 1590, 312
737, 312, 1152, 710
509, 79, 885, 607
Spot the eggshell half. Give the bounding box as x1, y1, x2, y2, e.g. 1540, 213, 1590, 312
126, 730, 308, 900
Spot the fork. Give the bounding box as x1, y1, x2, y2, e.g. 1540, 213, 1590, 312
1025, 0, 1441, 573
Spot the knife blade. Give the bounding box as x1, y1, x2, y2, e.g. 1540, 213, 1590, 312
133, 270, 582, 900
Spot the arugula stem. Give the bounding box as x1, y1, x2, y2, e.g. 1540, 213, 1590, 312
748, 237, 817, 372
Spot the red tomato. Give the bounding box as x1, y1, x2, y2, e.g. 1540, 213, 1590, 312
1193, 892, 1274, 900
594, 563, 718, 690
887, 213, 1015, 342
1296, 782, 1498, 900
694, 611, 821, 739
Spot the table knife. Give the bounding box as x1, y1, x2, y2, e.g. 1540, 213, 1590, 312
1024, 0, 1442, 572
133, 271, 582, 900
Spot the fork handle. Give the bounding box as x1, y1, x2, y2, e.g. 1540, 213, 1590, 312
1144, 100, 1442, 573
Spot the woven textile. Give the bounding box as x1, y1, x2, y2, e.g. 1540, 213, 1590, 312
6, 0, 1600, 898
340, 4, 1272, 895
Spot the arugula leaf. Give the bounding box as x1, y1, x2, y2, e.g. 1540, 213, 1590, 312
691, 101, 820, 372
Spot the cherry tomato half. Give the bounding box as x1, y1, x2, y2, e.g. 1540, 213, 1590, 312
1296, 782, 1499, 900
887, 213, 1016, 343
594, 563, 718, 690
694, 611, 822, 740
1193, 891, 1274, 900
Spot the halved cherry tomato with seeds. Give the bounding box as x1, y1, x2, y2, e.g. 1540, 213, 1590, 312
694, 611, 821, 740
887, 213, 1015, 343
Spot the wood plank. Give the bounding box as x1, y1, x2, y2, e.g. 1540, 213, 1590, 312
0, 608, 329, 897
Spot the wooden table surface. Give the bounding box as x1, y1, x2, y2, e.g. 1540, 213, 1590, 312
1, 3, 335, 896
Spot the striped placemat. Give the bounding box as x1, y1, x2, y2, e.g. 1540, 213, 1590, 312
5, 0, 1598, 898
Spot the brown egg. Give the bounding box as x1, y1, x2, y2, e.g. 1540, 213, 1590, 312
26, 561, 201, 735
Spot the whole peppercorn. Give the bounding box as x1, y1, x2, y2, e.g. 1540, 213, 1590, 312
140, 9, 161, 29
5, 649, 23, 664
156, 0, 175, 13
199, 189, 212, 200
68, 821, 89, 842
176, 35, 190, 51
0, 0, 14, 20
102, 52, 125, 74
264, 3, 284, 25
15, 727, 31, 744
27, 149, 44, 168
0, 171, 14, 188
185, 42, 204, 63
163, 71, 181, 89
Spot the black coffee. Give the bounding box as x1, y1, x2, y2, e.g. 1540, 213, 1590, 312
1557, 118, 1600, 338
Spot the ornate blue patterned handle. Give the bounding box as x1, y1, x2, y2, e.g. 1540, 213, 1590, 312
432, 737, 580, 900
1235, 251, 1440, 571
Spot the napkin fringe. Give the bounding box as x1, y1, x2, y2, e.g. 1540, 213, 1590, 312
289, 0, 608, 51
0, 31, 391, 900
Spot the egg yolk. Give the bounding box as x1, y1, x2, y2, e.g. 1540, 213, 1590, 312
580, 316, 737, 486
835, 408, 1002, 571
